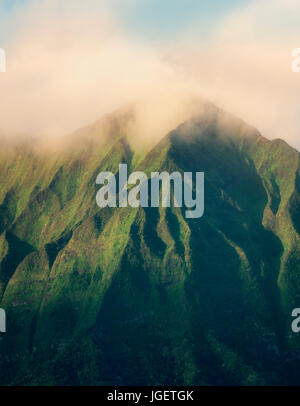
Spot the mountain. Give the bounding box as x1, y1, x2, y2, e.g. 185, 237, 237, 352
0, 101, 300, 385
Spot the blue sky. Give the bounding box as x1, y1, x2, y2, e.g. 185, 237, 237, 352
1, 0, 28, 12
0, 0, 251, 41
113, 0, 251, 40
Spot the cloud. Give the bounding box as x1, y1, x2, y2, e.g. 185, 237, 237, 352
0, 0, 299, 151
169, 0, 300, 149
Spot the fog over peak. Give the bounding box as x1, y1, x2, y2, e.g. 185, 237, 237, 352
0, 0, 299, 150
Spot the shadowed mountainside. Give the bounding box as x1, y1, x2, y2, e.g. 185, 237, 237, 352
0, 102, 300, 385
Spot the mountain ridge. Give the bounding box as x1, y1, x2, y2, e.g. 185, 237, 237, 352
0, 100, 300, 385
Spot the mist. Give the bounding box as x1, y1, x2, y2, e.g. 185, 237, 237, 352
0, 0, 299, 150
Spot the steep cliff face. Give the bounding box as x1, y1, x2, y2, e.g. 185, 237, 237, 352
0, 102, 299, 385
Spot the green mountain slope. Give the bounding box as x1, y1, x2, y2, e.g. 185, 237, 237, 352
0, 102, 300, 385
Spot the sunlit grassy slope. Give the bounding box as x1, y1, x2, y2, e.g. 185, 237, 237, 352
0, 102, 300, 385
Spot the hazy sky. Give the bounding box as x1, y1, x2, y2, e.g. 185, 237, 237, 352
0, 0, 299, 150
1, 0, 251, 36
0, 0, 252, 47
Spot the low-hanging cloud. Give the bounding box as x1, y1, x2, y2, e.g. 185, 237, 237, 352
0, 0, 299, 150
0, 0, 191, 138
169, 0, 300, 149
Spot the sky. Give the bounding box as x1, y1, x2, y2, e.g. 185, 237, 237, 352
0, 0, 251, 38
0, 0, 299, 150
112, 0, 251, 40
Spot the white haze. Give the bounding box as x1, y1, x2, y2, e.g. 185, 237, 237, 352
0, 0, 299, 150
